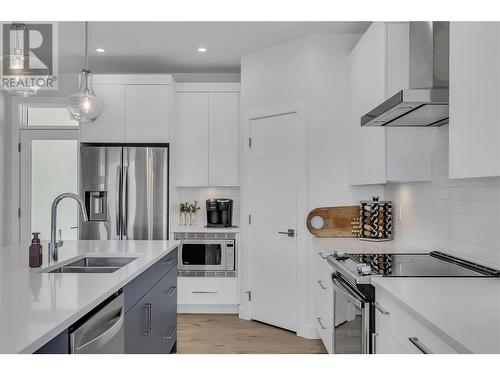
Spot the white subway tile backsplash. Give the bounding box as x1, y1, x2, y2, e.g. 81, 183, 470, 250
176, 187, 241, 227
386, 125, 500, 268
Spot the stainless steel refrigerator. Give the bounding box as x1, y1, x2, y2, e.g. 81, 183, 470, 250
80, 144, 169, 240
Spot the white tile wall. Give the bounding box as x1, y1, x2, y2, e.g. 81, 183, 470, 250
386, 125, 500, 268
176, 187, 241, 227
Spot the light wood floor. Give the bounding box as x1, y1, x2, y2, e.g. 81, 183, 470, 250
177, 314, 327, 354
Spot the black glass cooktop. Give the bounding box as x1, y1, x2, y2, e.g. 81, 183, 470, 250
347, 251, 500, 277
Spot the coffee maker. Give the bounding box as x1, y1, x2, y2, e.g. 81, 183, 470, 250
206, 198, 234, 227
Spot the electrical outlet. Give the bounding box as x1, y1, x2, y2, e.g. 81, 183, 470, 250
398, 202, 403, 221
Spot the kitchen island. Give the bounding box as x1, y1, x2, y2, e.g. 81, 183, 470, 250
0, 240, 179, 354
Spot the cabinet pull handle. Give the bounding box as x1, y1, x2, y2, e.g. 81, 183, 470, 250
192, 291, 218, 294
165, 326, 176, 340
318, 252, 327, 259
371, 333, 378, 354
142, 303, 152, 336
408, 337, 432, 354
316, 317, 326, 330
167, 286, 177, 296
374, 302, 390, 315
317, 280, 327, 290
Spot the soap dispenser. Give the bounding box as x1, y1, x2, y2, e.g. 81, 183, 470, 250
29, 232, 42, 268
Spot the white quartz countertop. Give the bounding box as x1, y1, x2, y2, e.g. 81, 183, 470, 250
0, 240, 179, 354
372, 277, 500, 353
172, 225, 240, 233
313, 237, 427, 255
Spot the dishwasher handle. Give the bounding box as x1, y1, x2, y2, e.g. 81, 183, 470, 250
70, 294, 124, 354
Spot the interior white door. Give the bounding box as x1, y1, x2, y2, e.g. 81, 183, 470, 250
249, 112, 298, 332
20, 129, 79, 244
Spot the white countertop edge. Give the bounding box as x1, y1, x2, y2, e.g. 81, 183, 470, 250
371, 278, 473, 354
19, 241, 180, 354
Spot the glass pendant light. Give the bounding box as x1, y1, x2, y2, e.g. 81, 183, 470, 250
67, 22, 104, 122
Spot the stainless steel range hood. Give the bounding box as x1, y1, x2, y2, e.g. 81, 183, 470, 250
361, 22, 449, 127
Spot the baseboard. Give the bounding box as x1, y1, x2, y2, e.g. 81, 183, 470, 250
178, 304, 239, 314
297, 324, 320, 339
238, 304, 251, 320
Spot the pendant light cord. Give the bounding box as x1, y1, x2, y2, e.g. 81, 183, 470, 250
84, 21, 88, 71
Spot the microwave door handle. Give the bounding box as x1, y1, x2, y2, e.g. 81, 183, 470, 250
332, 277, 363, 309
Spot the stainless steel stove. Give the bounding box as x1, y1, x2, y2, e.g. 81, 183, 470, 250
326, 250, 500, 354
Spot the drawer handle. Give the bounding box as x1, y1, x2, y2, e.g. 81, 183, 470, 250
408, 337, 432, 354
318, 252, 327, 259
142, 303, 152, 336
317, 280, 327, 290
163, 257, 175, 264
166, 286, 177, 296
374, 302, 390, 315
165, 326, 176, 340
192, 291, 218, 294
316, 317, 326, 330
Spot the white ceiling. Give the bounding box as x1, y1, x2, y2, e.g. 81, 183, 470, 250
58, 21, 370, 74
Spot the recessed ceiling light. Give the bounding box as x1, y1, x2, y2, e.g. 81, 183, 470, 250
197, 47, 207, 53
95, 48, 106, 53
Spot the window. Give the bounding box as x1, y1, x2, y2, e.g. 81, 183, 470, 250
26, 106, 78, 127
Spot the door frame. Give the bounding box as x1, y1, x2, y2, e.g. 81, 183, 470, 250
240, 102, 310, 338
19, 128, 80, 244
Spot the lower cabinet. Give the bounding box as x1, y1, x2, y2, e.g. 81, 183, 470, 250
124, 248, 178, 354
314, 251, 334, 353
373, 287, 458, 354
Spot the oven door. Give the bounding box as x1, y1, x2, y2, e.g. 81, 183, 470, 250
179, 240, 227, 271
332, 274, 371, 354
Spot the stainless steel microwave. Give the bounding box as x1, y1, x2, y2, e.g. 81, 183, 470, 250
178, 239, 235, 272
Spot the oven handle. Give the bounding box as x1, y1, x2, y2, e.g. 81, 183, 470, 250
331, 276, 363, 309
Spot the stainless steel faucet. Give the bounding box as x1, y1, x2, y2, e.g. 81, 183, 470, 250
49, 193, 89, 261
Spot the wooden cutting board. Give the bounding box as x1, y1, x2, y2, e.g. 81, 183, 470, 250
306, 206, 360, 238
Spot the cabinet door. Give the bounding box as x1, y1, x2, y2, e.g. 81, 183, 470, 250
449, 22, 500, 178
348, 22, 387, 185
125, 85, 171, 143
124, 280, 162, 353
209, 92, 239, 186
80, 85, 125, 143
177, 92, 209, 186
161, 267, 177, 353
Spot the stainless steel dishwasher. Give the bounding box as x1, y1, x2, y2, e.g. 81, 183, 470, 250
70, 293, 125, 354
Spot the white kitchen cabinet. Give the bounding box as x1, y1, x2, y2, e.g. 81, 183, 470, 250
125, 85, 171, 143
177, 92, 210, 186
449, 22, 500, 178
176, 84, 240, 187
80, 75, 173, 143
314, 251, 334, 353
348, 22, 431, 185
209, 92, 239, 186
80, 84, 126, 143
374, 287, 458, 354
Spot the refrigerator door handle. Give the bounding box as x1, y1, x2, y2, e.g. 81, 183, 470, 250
116, 166, 122, 238
122, 165, 129, 239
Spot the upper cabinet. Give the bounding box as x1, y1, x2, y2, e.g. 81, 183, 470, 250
348, 22, 431, 185
449, 22, 500, 179
80, 75, 173, 143
176, 83, 240, 187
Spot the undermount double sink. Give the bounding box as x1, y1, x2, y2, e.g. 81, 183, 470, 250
48, 256, 137, 273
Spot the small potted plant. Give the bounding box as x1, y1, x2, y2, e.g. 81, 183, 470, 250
179, 203, 187, 225
189, 200, 201, 226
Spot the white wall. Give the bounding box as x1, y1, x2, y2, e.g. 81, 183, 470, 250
386, 125, 500, 269
240, 33, 384, 338
0, 91, 9, 245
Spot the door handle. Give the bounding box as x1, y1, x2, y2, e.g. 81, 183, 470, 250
316, 317, 326, 330
317, 280, 327, 290
278, 229, 295, 237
